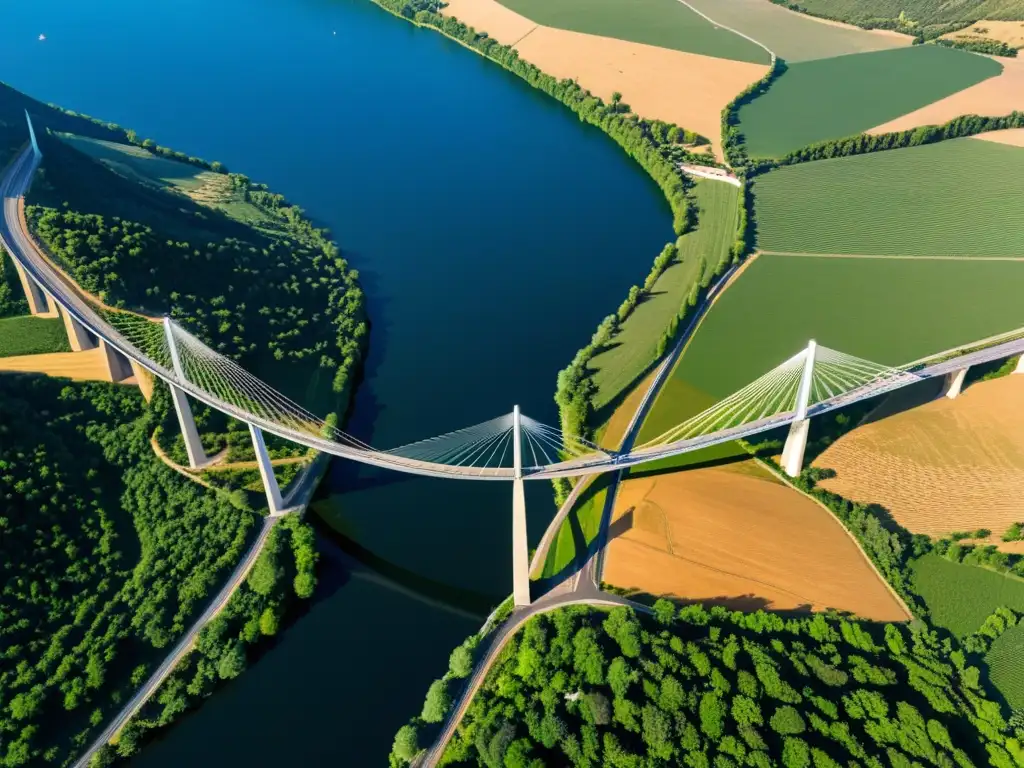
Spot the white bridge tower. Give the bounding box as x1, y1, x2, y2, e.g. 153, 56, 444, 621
512, 405, 531, 606
781, 340, 816, 478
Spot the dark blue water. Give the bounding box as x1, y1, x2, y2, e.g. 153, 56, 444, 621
0, 0, 670, 762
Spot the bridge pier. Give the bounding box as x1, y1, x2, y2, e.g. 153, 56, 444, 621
59, 305, 96, 351
512, 405, 531, 607
781, 339, 817, 478
163, 317, 209, 469
941, 367, 968, 399
1014, 356, 1024, 375
99, 339, 133, 382
11, 257, 49, 315
250, 424, 284, 515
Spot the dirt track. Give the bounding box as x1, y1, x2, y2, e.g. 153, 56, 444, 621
815, 375, 1024, 551
441, 0, 767, 159
867, 55, 1024, 135
603, 460, 909, 620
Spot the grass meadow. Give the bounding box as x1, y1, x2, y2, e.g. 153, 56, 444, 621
496, 0, 770, 63
755, 139, 1024, 256
636, 254, 1024, 444
737, 46, 1001, 157
912, 554, 1024, 636
986, 621, 1024, 710
589, 180, 739, 416
0, 316, 71, 358
540, 476, 611, 579
682, 0, 911, 62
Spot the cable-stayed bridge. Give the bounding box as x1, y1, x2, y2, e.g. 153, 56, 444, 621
5, 118, 1024, 608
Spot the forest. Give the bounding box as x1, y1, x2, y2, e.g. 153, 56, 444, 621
392, 603, 1024, 767
0, 373, 316, 766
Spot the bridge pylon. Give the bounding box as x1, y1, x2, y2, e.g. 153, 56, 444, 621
249, 424, 284, 515
25, 110, 41, 160
511, 405, 531, 607
163, 317, 209, 469
941, 367, 968, 399
1015, 356, 1024, 375
781, 340, 816, 478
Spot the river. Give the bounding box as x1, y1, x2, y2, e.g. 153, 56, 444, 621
0, 0, 670, 762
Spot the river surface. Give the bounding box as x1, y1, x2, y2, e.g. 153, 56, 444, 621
0, 0, 670, 762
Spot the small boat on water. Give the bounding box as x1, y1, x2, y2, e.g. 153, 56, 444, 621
38, 34, 46, 41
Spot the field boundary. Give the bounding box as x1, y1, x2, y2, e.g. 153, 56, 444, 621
753, 457, 914, 621
673, 0, 777, 65
760, 249, 1024, 262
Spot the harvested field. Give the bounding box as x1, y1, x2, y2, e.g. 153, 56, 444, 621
941, 20, 1024, 48
603, 460, 909, 620
868, 54, 1024, 135
815, 376, 1024, 550
972, 127, 1024, 146
0, 348, 131, 384
738, 45, 1001, 157
513, 29, 765, 159
442, 0, 768, 158
683, 0, 911, 62
442, 0, 537, 44
637, 255, 1024, 446
754, 139, 1024, 257
492, 0, 770, 63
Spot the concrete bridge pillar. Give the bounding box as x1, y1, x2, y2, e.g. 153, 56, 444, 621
11, 257, 49, 315
163, 317, 208, 469
512, 405, 531, 607
942, 367, 968, 399
249, 424, 283, 516
130, 360, 155, 401
1013, 356, 1024, 375
99, 339, 133, 382
59, 305, 96, 351
781, 340, 817, 478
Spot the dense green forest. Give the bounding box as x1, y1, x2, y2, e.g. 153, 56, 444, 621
25, 131, 366, 398
0, 374, 316, 766
393, 603, 1023, 767
766, 0, 1024, 39
0, 251, 28, 318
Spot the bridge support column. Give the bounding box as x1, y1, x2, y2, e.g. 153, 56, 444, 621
59, 306, 96, 351
781, 419, 810, 478
249, 424, 284, 516
163, 317, 208, 469
130, 360, 155, 401
11, 257, 49, 315
781, 339, 817, 479
1013, 356, 1024, 375
25, 110, 40, 160
512, 405, 531, 607
99, 339, 133, 382
942, 367, 968, 399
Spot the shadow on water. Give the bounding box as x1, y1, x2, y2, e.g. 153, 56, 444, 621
308, 507, 497, 620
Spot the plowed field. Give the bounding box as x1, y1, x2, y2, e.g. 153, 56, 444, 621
815, 376, 1024, 549
603, 460, 909, 620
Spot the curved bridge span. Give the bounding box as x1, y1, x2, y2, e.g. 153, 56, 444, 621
6, 120, 1024, 603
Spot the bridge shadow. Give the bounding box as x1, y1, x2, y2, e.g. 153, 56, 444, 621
308, 511, 496, 619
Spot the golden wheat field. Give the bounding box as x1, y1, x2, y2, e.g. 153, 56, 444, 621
603, 460, 909, 620
815, 375, 1024, 549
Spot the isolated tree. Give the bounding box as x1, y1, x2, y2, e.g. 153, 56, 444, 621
421, 679, 451, 723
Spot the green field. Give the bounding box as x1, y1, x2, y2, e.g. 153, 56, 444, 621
737, 46, 1001, 157
985, 621, 1024, 709
0, 316, 71, 357
540, 476, 611, 579
683, 0, 911, 61
636, 254, 1024, 443
495, 0, 770, 63
56, 133, 269, 226
912, 554, 1024, 636
589, 180, 739, 414
756, 139, 1024, 256
772, 0, 1024, 36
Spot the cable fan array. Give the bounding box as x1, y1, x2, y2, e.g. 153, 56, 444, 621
636, 344, 918, 450
382, 413, 608, 473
